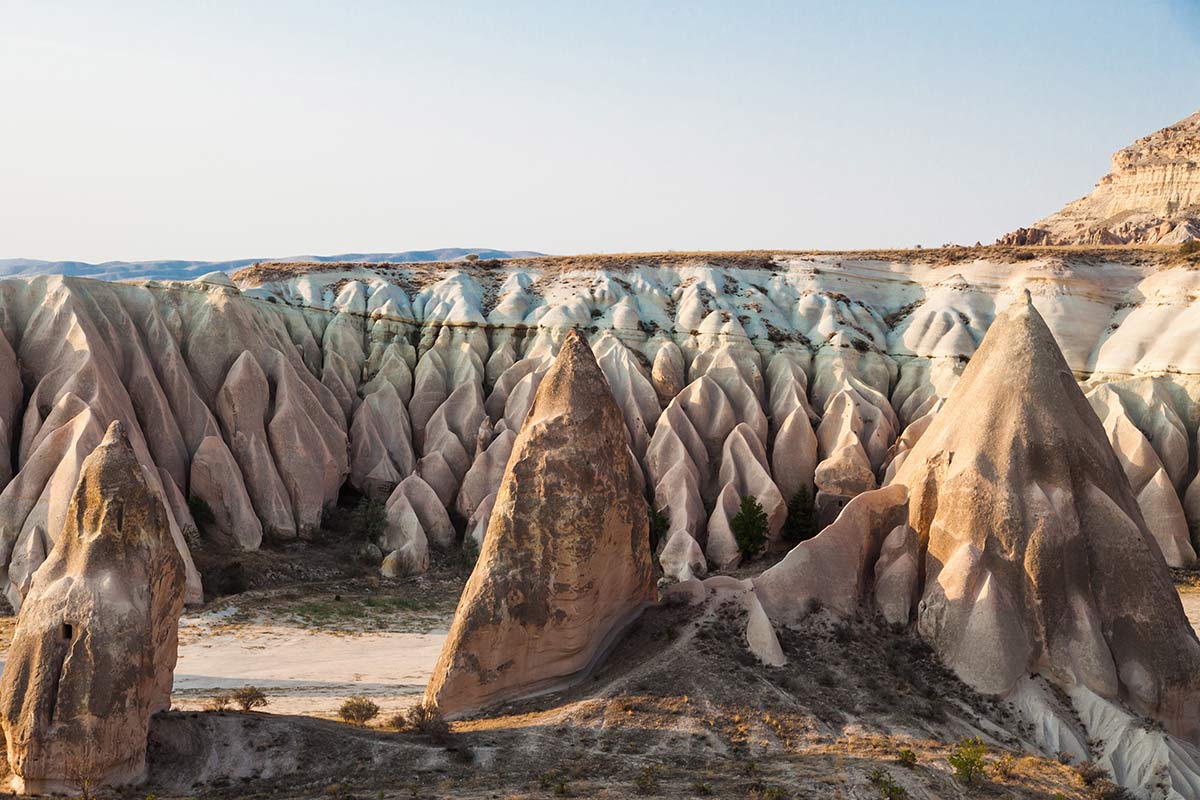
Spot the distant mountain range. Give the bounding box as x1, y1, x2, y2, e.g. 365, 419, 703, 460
0, 248, 544, 282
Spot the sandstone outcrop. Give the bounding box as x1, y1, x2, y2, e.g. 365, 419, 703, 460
999, 110, 1200, 245
0, 422, 186, 794
425, 330, 654, 716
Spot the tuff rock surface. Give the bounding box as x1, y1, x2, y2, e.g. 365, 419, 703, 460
894, 292, 1200, 729
0, 421, 186, 794
3, 251, 1200, 595
424, 330, 654, 717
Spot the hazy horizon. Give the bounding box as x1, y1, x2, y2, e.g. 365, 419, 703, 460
3, 0, 1199, 263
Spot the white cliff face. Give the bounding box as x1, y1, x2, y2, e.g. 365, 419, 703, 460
2, 252, 1200, 599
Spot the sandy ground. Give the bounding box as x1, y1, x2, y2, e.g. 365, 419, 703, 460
1, 579, 1198, 725
165, 579, 459, 719
171, 615, 447, 718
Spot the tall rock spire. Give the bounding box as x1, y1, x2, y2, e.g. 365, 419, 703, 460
0, 421, 187, 794
425, 330, 655, 717
893, 291, 1200, 739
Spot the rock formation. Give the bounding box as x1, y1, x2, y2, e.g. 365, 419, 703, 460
424, 330, 654, 717
892, 292, 1200, 724
891, 292, 1200, 796
0, 421, 186, 794
0, 250, 1200, 595
999, 110, 1200, 245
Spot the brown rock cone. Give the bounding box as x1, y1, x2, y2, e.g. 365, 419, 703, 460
893, 291, 1200, 740
425, 330, 654, 717
0, 421, 186, 794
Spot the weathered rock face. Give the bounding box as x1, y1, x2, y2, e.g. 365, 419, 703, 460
425, 330, 654, 717
893, 292, 1200, 741
6, 250, 1200, 595
999, 110, 1200, 245
0, 421, 186, 794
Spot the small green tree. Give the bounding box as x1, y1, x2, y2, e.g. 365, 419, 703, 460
351, 497, 387, 542
948, 737, 987, 785
781, 486, 817, 543
731, 495, 768, 561
649, 507, 669, 551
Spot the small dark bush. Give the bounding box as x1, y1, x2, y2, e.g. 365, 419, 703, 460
868, 768, 908, 799
350, 497, 387, 542
339, 695, 380, 726
649, 507, 669, 551
538, 771, 570, 796
781, 486, 817, 543
395, 703, 451, 742
1180, 240, 1200, 257
896, 748, 917, 768
731, 495, 768, 560
230, 685, 268, 712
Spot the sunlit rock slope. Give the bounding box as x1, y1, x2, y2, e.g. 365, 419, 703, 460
2, 249, 1199, 602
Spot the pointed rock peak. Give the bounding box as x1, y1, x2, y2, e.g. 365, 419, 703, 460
101, 418, 129, 448
892, 285, 1200, 741
527, 329, 607, 420
425, 326, 653, 717
74, 420, 170, 547
0, 418, 186, 793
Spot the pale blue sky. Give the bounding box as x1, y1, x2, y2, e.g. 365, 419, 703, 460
2, 1, 1199, 261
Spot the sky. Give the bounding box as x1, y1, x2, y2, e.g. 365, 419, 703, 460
2, 1, 1199, 262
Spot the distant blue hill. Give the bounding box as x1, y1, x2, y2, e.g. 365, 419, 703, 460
0, 248, 544, 282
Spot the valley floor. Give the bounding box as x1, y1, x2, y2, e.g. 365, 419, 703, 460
2, 559, 1194, 798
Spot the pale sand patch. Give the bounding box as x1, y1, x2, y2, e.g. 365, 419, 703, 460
168, 604, 448, 720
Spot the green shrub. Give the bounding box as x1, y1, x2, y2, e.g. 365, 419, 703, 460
896, 748, 917, 768
338, 695, 380, 726
394, 703, 451, 742
649, 507, 669, 551
868, 768, 908, 798
781, 486, 817, 543
731, 495, 768, 560
538, 771, 569, 796
230, 685, 268, 712
948, 737, 987, 785
351, 497, 387, 542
